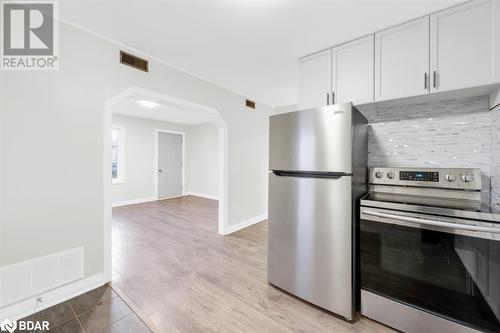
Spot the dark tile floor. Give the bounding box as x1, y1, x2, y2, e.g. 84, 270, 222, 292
18, 284, 151, 333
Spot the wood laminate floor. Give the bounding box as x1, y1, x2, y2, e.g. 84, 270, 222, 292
111, 195, 395, 333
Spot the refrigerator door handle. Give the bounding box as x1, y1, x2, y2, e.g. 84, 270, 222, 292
272, 170, 352, 179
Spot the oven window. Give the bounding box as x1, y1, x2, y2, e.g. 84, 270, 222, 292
361, 219, 500, 333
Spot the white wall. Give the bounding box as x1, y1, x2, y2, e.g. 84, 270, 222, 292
0, 73, 5, 268
274, 104, 298, 114
111, 114, 189, 205
1, 21, 272, 281
111, 115, 220, 204
185, 123, 219, 199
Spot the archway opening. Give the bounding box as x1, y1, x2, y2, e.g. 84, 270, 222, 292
103, 86, 228, 281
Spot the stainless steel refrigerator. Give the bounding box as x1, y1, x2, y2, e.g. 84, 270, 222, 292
268, 103, 367, 320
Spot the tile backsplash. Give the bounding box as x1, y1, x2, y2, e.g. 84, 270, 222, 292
359, 95, 493, 204
491, 104, 500, 213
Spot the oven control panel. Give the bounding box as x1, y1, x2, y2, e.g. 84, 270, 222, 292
370, 167, 482, 190
399, 171, 439, 182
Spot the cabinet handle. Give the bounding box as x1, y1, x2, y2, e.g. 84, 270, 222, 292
433, 70, 437, 89
424, 73, 428, 90
332, 91, 335, 105
327, 92, 330, 105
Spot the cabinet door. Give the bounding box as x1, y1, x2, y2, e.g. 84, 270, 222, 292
430, 0, 497, 92
298, 49, 332, 109
375, 17, 430, 101
332, 35, 374, 105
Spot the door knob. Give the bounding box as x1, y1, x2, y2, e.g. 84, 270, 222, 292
158, 169, 163, 173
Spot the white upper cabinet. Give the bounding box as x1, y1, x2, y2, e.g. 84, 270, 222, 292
298, 0, 500, 107
332, 35, 374, 105
374, 17, 430, 101
298, 49, 332, 109
430, 0, 498, 92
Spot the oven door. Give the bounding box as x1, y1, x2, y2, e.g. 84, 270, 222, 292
360, 207, 500, 333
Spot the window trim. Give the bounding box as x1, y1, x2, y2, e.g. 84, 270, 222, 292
112, 125, 126, 184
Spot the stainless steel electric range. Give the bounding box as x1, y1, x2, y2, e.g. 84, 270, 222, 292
360, 167, 500, 333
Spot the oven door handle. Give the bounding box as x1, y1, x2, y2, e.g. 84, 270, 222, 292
363, 210, 500, 234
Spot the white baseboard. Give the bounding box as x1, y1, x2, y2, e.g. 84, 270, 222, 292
157, 194, 184, 200
0, 273, 107, 321
184, 191, 219, 201
113, 193, 219, 207
223, 214, 267, 235
112, 197, 157, 207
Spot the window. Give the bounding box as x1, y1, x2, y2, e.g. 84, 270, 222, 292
111, 126, 125, 184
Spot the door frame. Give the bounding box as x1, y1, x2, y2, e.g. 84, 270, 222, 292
154, 129, 185, 200
104, 86, 228, 281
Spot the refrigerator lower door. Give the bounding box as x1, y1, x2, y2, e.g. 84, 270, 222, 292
268, 173, 353, 319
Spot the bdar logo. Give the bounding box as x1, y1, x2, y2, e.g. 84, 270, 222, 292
0, 319, 17, 333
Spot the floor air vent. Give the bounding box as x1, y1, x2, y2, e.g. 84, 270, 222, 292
120, 51, 148, 72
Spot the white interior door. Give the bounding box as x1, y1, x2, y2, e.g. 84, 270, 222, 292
333, 35, 374, 105
430, 0, 497, 93
298, 49, 332, 109
375, 17, 430, 101
158, 132, 183, 199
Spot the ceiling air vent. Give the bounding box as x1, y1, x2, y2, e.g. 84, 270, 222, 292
245, 99, 256, 109
120, 51, 148, 72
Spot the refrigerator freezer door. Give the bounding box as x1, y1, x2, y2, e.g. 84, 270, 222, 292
269, 104, 353, 173
268, 173, 353, 319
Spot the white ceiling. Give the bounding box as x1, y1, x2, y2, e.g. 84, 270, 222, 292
113, 96, 216, 125
60, 0, 463, 107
